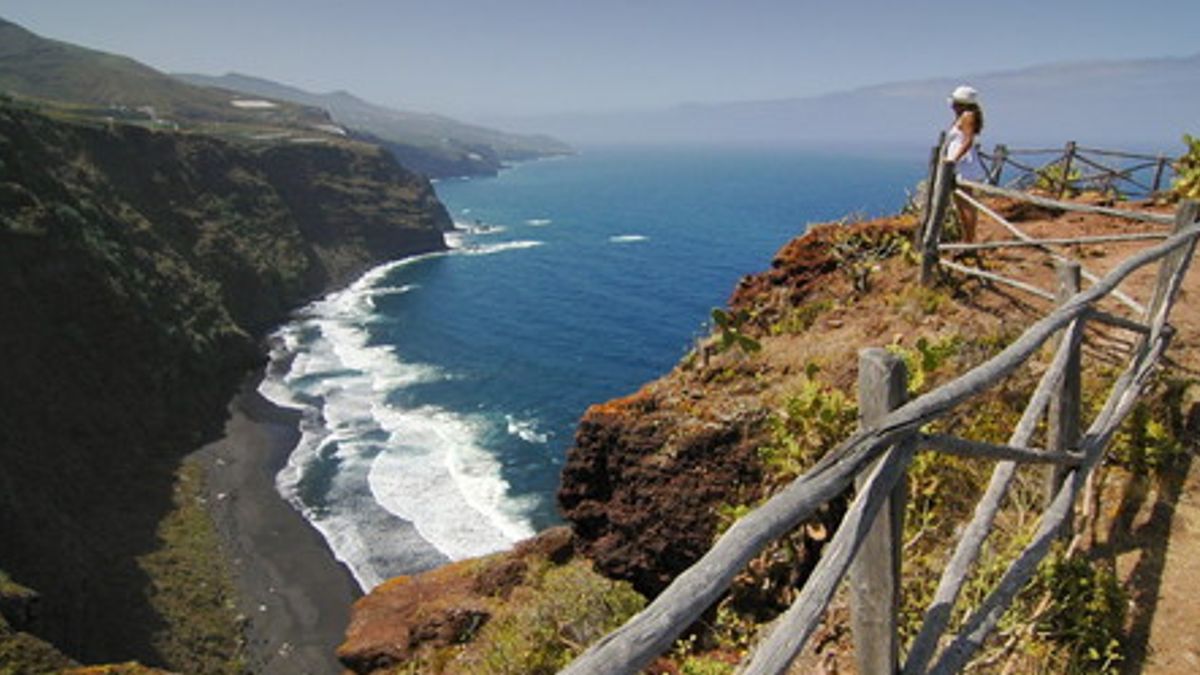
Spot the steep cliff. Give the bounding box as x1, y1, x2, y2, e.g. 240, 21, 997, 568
0, 102, 451, 667
335, 219, 919, 673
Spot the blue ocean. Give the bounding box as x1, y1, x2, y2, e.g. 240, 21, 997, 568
258, 144, 926, 590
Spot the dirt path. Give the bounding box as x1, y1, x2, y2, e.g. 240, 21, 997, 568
1131, 456, 1200, 673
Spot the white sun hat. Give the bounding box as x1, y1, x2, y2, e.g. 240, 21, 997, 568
949, 85, 979, 105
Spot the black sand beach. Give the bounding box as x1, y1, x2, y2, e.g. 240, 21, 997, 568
196, 378, 361, 674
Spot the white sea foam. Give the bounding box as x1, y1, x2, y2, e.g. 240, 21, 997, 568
368, 407, 536, 559
444, 230, 466, 250
447, 224, 511, 252
370, 284, 417, 296
609, 234, 648, 243
459, 240, 544, 256
453, 221, 507, 236
505, 414, 550, 444
260, 255, 540, 589
525, 218, 552, 226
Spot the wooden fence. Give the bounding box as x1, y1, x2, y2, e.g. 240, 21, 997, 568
978, 142, 1175, 199
560, 139, 1199, 674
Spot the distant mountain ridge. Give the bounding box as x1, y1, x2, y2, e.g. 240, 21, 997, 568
0, 16, 571, 178
488, 52, 1200, 149
176, 72, 573, 177
0, 17, 328, 129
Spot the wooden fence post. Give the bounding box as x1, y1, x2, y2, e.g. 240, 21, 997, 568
1058, 141, 1077, 199
920, 161, 956, 286
1151, 155, 1168, 194
849, 349, 908, 675
1143, 200, 1200, 335
1046, 261, 1082, 523
989, 144, 1008, 186
918, 132, 947, 244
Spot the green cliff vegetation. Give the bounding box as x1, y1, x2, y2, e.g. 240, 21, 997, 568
0, 18, 328, 134
0, 100, 450, 669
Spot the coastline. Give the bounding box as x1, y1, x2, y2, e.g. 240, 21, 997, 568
195, 375, 361, 674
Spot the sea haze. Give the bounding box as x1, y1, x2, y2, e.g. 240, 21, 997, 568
259, 144, 926, 590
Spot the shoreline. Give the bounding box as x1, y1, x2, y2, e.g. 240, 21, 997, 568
195, 375, 361, 674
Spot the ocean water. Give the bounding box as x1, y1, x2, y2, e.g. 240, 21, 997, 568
258, 144, 926, 590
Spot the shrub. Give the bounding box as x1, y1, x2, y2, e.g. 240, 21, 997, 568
886, 334, 963, 395
758, 377, 858, 481
458, 560, 644, 674
1034, 552, 1126, 674
1035, 162, 1083, 196
1170, 133, 1200, 201
769, 299, 833, 336
711, 308, 761, 355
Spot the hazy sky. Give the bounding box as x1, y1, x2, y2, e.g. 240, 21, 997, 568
4, 1, 1198, 120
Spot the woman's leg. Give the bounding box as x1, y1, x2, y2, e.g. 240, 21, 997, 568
953, 192, 977, 242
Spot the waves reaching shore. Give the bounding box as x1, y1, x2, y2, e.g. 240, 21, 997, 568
258, 234, 544, 590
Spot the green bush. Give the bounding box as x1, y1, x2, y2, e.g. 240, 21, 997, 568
1170, 133, 1200, 200
1036, 162, 1083, 195
770, 299, 833, 335
460, 560, 645, 674
712, 308, 761, 355
1108, 399, 1186, 473
1034, 552, 1126, 674
758, 377, 858, 481
829, 225, 914, 291
886, 334, 963, 395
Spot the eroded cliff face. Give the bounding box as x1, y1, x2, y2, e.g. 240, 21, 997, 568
0, 104, 450, 665
557, 387, 769, 596
556, 220, 916, 599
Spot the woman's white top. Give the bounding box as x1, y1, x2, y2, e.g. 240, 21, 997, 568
945, 123, 986, 182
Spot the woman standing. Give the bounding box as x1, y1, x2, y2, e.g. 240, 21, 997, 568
944, 85, 985, 241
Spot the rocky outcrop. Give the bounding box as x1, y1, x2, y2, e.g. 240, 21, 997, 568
340, 528, 592, 667
557, 387, 768, 596
0, 102, 450, 665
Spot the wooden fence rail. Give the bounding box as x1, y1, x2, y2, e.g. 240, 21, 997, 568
979, 142, 1175, 198
562, 134, 1199, 673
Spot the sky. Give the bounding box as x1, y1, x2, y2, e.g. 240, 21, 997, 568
3, 0, 1199, 121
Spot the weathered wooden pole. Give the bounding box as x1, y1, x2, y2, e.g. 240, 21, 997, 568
1143, 200, 1200, 337
1151, 155, 1168, 194
989, 144, 1008, 186
920, 160, 956, 286
918, 132, 947, 244
849, 349, 908, 675
1057, 141, 1077, 199
1046, 260, 1082, 523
